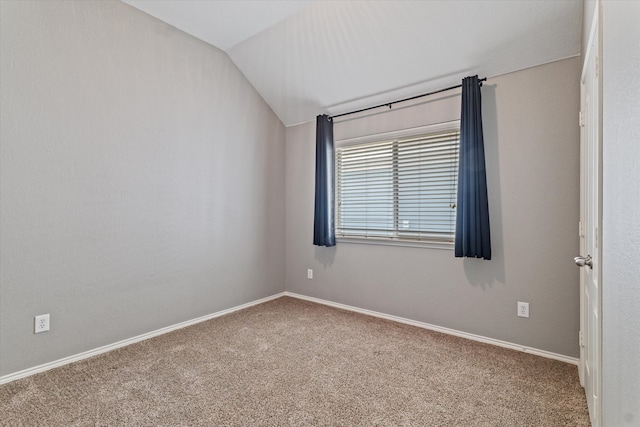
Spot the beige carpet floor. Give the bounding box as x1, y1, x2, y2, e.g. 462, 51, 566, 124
1, 296, 590, 426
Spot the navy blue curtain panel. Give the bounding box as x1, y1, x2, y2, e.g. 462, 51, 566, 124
313, 114, 336, 247
455, 76, 491, 260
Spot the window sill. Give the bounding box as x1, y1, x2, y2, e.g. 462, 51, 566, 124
336, 236, 454, 251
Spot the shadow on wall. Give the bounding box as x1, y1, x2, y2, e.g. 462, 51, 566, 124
315, 245, 337, 268
464, 83, 506, 289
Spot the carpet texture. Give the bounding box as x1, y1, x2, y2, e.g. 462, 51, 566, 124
0, 296, 590, 426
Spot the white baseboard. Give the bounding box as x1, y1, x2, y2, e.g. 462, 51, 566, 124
0, 292, 285, 385
1, 290, 577, 385
284, 292, 579, 366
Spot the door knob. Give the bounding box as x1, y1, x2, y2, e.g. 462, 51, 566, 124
574, 255, 593, 269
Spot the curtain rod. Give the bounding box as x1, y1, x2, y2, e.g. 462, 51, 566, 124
330, 77, 487, 120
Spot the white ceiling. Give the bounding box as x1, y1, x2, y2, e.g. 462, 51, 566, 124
122, 0, 313, 50
123, 0, 583, 127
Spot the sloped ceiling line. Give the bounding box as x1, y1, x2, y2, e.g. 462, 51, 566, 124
122, 0, 582, 127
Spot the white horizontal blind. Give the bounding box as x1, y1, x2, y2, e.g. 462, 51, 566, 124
336, 129, 459, 243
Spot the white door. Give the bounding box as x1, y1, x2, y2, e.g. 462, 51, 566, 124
577, 13, 602, 427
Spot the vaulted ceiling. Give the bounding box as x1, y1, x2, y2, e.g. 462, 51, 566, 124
123, 0, 583, 127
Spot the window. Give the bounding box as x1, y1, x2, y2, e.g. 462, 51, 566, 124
335, 122, 459, 247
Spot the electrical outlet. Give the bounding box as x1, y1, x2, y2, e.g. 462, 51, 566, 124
307, 269, 313, 279
35, 314, 50, 333
517, 302, 529, 318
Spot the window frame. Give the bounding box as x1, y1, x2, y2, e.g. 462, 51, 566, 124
334, 120, 460, 250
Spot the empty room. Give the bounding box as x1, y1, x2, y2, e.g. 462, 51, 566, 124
1, 0, 638, 425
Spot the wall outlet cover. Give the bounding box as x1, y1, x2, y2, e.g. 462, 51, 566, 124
35, 314, 50, 333
517, 302, 530, 318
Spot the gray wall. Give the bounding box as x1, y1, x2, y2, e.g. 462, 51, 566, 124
0, 1, 285, 376
601, 1, 640, 424
286, 57, 581, 358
